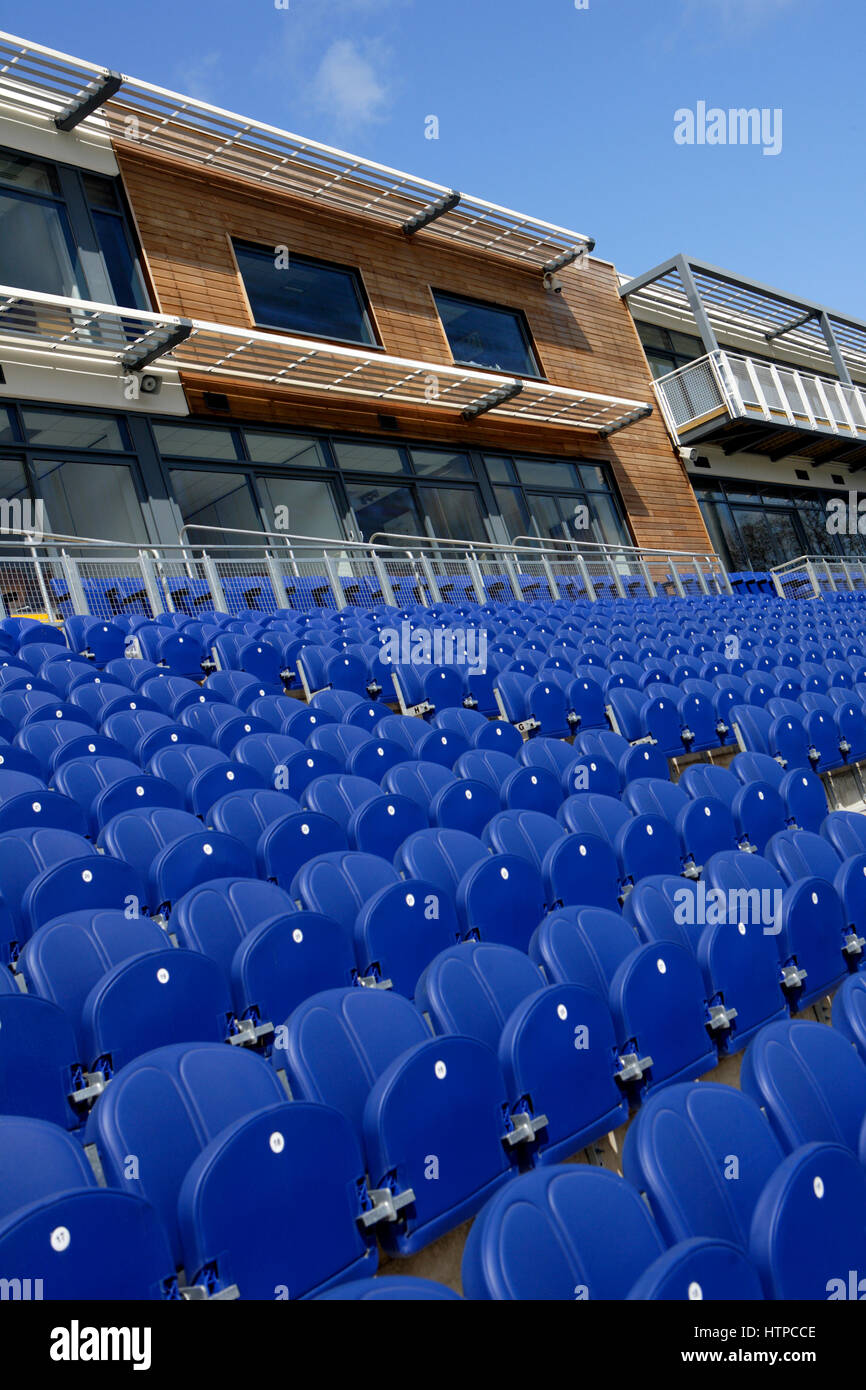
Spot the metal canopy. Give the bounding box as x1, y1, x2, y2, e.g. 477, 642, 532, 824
0, 29, 593, 270
0, 285, 649, 432
620, 255, 866, 382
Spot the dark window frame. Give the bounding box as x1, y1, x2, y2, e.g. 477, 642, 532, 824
431, 287, 544, 380
231, 238, 382, 351
0, 145, 151, 310
693, 475, 861, 569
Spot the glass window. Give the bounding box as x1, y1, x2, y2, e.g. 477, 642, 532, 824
0, 409, 17, 444
233, 241, 375, 346
589, 494, 630, 547
346, 481, 422, 541
0, 456, 30, 500
0, 457, 34, 560
515, 459, 579, 490
484, 456, 516, 484
731, 507, 802, 571
0, 153, 147, 310
797, 494, 836, 556
332, 441, 406, 474
670, 331, 704, 358
646, 353, 677, 381
432, 291, 540, 377
637, 322, 704, 373
493, 484, 529, 540
81, 173, 121, 211
245, 434, 327, 467
638, 323, 670, 351
0, 185, 84, 299
410, 449, 473, 479
170, 469, 261, 539
90, 209, 149, 311
577, 464, 608, 490
152, 423, 240, 460
527, 492, 571, 542
33, 459, 148, 544
0, 151, 60, 196
81, 171, 149, 308
22, 410, 126, 452
256, 475, 343, 539
420, 486, 488, 543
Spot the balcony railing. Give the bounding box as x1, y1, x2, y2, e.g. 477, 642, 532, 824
771, 554, 866, 600
0, 530, 729, 622
654, 350, 866, 445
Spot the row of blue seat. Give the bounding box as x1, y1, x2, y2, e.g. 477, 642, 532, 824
3, 995, 866, 1298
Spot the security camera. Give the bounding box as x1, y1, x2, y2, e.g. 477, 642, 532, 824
139, 373, 161, 395
678, 446, 698, 463
543, 272, 564, 294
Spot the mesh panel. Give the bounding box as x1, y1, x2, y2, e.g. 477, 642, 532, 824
0, 556, 67, 619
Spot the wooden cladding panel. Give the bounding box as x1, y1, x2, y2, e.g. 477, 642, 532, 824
116, 145, 711, 553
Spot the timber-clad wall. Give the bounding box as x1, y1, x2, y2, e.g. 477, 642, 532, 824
115, 143, 711, 554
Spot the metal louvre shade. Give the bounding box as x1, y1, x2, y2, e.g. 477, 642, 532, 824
0, 29, 591, 268
0, 284, 651, 433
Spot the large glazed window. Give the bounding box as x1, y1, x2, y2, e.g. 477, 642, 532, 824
345, 481, 422, 541
233, 241, 377, 347
0, 154, 84, 299
170, 468, 262, 540
433, 290, 541, 377
483, 452, 630, 546
256, 475, 343, 539
32, 459, 149, 544
0, 150, 149, 309
82, 174, 150, 311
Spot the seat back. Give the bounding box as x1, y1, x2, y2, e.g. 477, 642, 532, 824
363, 1035, 515, 1255
610, 941, 718, 1094
750, 1142, 866, 1299
461, 1165, 664, 1300
623, 1081, 784, 1247
741, 1018, 866, 1153
416, 941, 543, 1050
86, 1041, 286, 1260
277, 987, 430, 1136
177, 1100, 376, 1299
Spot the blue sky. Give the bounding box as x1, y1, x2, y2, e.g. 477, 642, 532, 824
3, 0, 863, 314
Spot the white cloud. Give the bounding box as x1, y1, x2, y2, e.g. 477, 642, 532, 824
310, 39, 390, 128
172, 51, 223, 102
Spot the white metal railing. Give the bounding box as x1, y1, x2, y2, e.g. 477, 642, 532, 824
770, 554, 866, 600
0, 529, 730, 621
654, 350, 866, 443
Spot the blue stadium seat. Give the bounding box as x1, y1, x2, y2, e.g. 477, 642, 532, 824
749, 1142, 866, 1299
231, 910, 357, 1034
302, 773, 425, 857
462, 1166, 668, 1300
623, 1082, 784, 1249
177, 1100, 379, 1298
352, 878, 461, 995
54, 756, 182, 833
832, 972, 866, 1068
740, 1018, 866, 1154
82, 947, 234, 1074
172, 876, 297, 978
19, 909, 169, 1052
0, 992, 92, 1129
85, 1041, 287, 1262
416, 941, 627, 1163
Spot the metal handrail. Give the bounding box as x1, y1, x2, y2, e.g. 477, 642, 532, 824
511, 534, 724, 563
